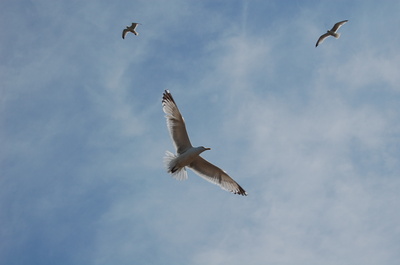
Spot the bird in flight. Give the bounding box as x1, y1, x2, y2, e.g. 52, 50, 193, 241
162, 90, 247, 196
315, 20, 348, 47
122, 22, 141, 39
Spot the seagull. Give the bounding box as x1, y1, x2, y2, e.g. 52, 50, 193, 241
122, 22, 141, 39
315, 20, 348, 47
162, 90, 247, 196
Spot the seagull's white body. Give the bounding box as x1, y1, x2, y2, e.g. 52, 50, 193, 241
164, 147, 210, 179
316, 20, 348, 47
122, 22, 141, 39
162, 90, 247, 196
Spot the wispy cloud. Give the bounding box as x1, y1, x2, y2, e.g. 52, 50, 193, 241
1, 1, 400, 265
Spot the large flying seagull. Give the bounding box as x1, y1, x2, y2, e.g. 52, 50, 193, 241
162, 90, 247, 196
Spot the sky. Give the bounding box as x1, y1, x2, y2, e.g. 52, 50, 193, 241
1, 0, 400, 264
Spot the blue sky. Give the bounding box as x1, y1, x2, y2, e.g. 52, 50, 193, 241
1, 0, 400, 264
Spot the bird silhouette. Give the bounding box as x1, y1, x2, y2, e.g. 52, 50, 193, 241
122, 22, 141, 39
316, 20, 348, 47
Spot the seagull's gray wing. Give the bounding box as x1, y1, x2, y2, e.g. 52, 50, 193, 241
331, 20, 348, 32
131, 23, 141, 35
189, 156, 247, 196
162, 90, 193, 154
122, 28, 129, 39
316, 32, 330, 47
131, 23, 139, 30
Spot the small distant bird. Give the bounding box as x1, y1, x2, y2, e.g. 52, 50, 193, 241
316, 20, 348, 47
162, 90, 247, 196
122, 22, 141, 39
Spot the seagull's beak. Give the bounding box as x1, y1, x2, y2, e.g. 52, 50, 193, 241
205, 147, 211, 150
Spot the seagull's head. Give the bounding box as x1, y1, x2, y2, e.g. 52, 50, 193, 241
198, 146, 211, 152
192, 146, 211, 156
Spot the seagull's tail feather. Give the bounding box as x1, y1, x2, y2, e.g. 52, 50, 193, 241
333, 32, 341, 38
164, 151, 188, 181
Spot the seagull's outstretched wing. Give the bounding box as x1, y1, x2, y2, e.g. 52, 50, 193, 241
162, 90, 192, 154
122, 28, 129, 39
331, 20, 348, 32
131, 23, 140, 35
316, 32, 330, 47
189, 156, 247, 196
131, 23, 139, 30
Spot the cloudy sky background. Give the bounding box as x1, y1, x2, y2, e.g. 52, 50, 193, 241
1, 0, 400, 264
